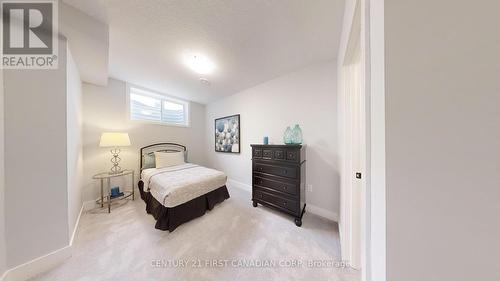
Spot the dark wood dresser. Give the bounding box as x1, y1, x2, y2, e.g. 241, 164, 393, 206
251, 144, 306, 226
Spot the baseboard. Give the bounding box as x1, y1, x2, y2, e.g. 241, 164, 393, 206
82, 199, 96, 211
306, 204, 339, 222
70, 203, 85, 246
227, 178, 252, 192
1, 202, 86, 281
1, 245, 72, 281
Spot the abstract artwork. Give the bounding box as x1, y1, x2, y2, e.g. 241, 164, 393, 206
215, 114, 240, 153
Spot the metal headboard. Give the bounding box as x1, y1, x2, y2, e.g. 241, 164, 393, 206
139, 143, 187, 171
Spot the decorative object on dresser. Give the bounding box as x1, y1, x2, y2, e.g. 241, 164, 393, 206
283, 124, 303, 144
291, 124, 303, 144
283, 126, 293, 144
215, 114, 240, 153
251, 144, 306, 226
99, 132, 131, 174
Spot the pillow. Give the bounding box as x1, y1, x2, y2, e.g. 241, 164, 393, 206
143, 153, 156, 169
154, 151, 185, 168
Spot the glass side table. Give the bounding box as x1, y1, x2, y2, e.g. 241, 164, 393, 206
92, 169, 135, 213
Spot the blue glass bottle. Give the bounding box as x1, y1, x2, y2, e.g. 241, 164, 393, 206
291, 124, 303, 144
283, 126, 293, 144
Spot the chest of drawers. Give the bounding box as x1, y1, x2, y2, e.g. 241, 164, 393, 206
251, 144, 306, 226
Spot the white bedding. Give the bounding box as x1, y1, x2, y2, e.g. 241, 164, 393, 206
141, 163, 227, 207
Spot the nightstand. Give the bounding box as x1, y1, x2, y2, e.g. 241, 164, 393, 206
92, 170, 135, 213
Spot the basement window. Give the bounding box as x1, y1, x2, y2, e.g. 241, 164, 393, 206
127, 85, 189, 126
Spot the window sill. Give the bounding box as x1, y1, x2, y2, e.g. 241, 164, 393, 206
129, 119, 190, 128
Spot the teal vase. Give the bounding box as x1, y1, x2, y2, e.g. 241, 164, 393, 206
291, 124, 303, 144
283, 126, 293, 144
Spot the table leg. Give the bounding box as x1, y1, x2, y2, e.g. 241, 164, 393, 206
107, 178, 111, 213
100, 179, 104, 208
132, 172, 135, 200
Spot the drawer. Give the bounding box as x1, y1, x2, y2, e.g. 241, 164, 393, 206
254, 162, 297, 179
262, 149, 273, 160
285, 149, 299, 162
253, 188, 299, 214
253, 175, 297, 196
252, 146, 299, 163
273, 148, 285, 160
252, 148, 262, 159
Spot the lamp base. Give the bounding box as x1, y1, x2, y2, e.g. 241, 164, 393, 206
109, 147, 123, 174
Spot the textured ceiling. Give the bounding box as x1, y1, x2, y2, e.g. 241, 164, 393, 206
63, 0, 345, 104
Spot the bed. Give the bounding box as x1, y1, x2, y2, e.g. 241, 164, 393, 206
137, 143, 230, 231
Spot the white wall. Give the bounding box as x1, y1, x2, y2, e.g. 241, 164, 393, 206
385, 1, 500, 280
337, 0, 358, 68
60, 2, 109, 86
82, 78, 207, 202
206, 60, 340, 219
0, 66, 6, 277
66, 48, 84, 239
3, 38, 69, 268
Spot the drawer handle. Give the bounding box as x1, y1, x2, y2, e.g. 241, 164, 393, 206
283, 170, 288, 174
259, 194, 263, 198
283, 201, 287, 206
258, 167, 263, 171
283, 186, 287, 190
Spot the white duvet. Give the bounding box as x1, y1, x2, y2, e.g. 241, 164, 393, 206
141, 163, 227, 207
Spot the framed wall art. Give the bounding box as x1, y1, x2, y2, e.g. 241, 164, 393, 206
214, 114, 240, 153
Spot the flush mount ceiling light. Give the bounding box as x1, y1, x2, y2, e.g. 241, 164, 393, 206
183, 53, 215, 75
199, 77, 211, 85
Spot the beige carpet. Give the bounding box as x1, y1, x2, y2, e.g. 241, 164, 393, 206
31, 187, 360, 281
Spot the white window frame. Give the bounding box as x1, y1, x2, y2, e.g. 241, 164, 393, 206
126, 83, 190, 127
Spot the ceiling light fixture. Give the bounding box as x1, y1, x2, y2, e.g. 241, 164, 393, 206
183, 53, 215, 75
199, 78, 211, 85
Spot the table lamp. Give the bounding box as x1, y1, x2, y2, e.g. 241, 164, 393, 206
99, 132, 131, 174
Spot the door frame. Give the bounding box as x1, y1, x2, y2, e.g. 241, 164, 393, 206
338, 0, 386, 280
367, 0, 386, 280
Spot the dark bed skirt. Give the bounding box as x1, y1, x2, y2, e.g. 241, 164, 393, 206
138, 180, 230, 232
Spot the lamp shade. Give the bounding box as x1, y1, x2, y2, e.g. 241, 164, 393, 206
99, 132, 131, 147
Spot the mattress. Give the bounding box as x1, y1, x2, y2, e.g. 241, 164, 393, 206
141, 163, 227, 207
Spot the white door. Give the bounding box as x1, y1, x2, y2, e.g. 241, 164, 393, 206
340, 2, 365, 270
349, 44, 364, 269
